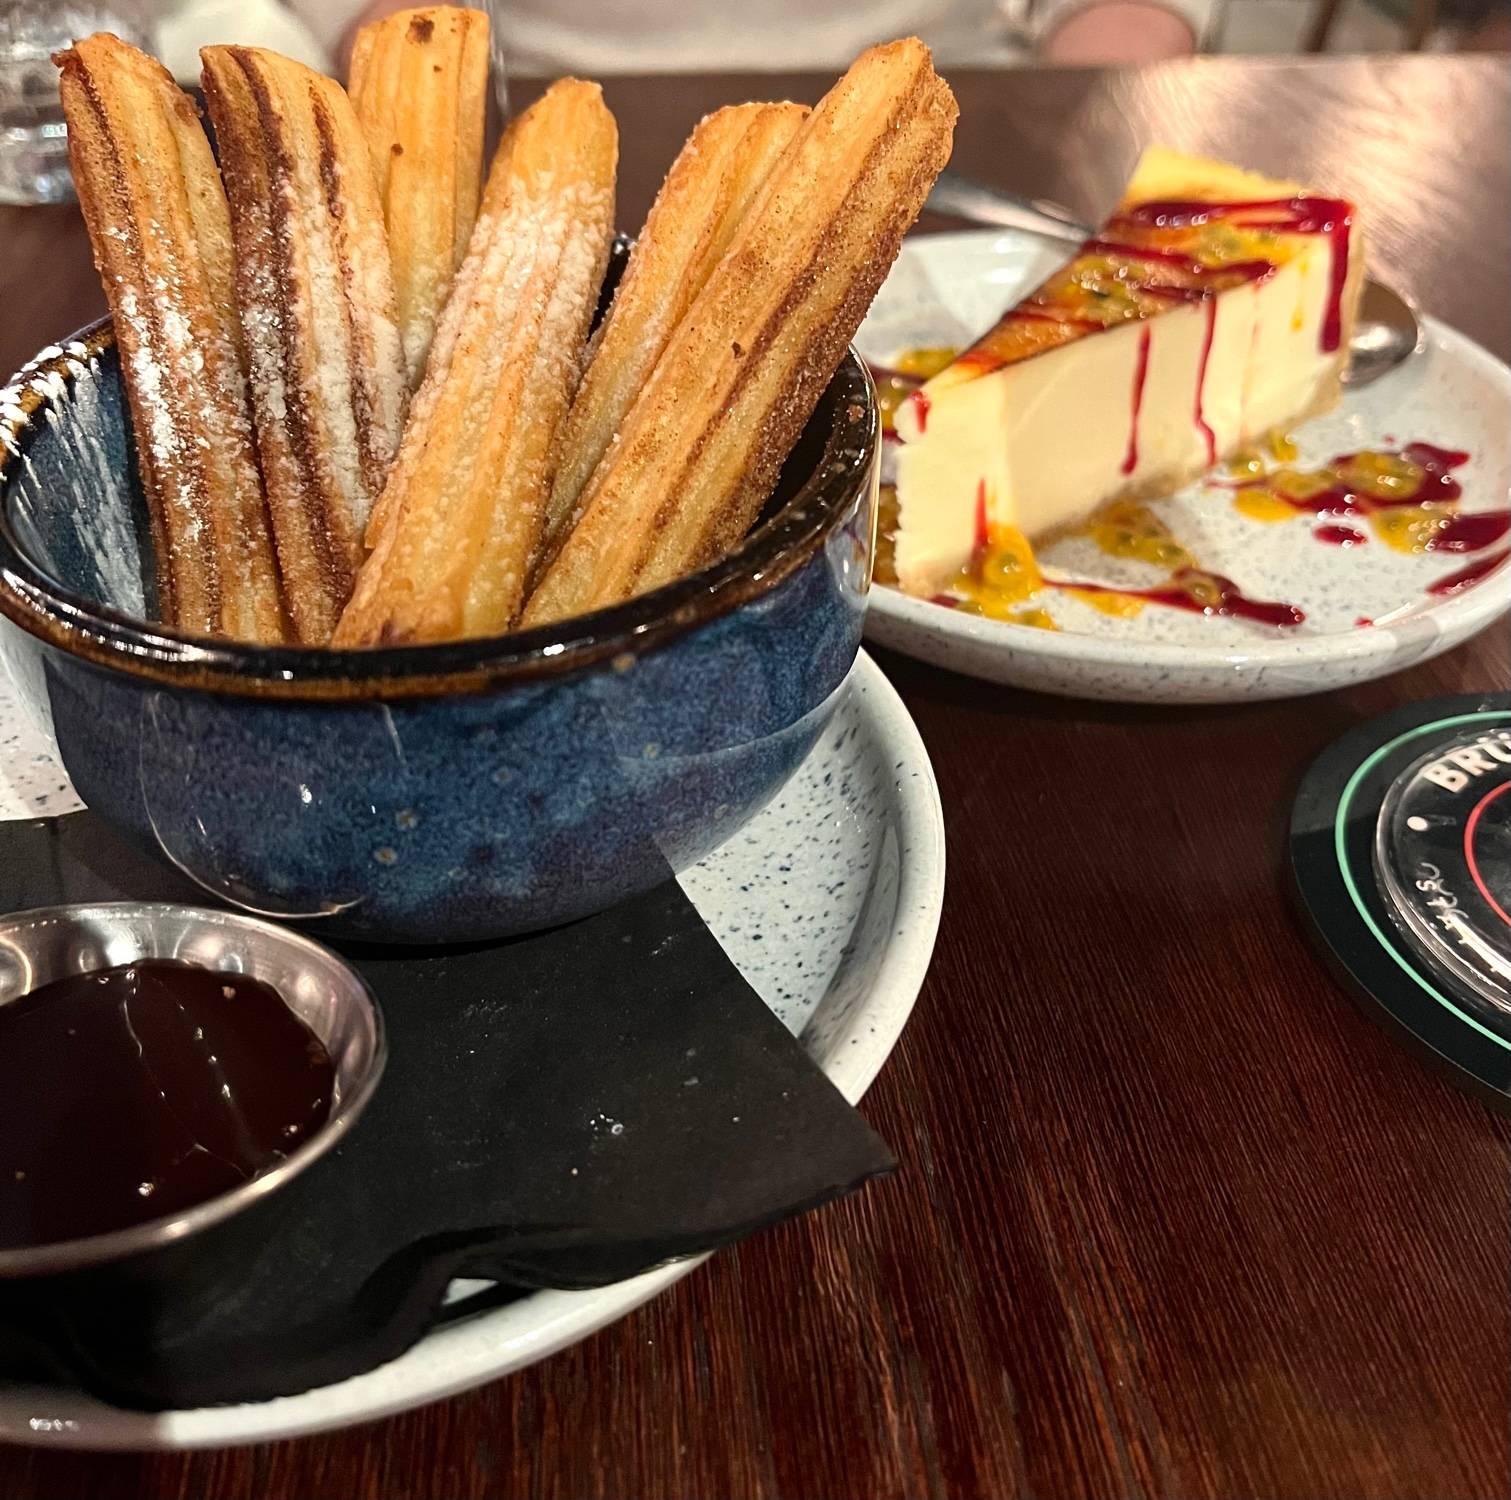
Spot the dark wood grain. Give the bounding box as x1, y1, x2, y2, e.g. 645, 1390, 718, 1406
2, 54, 1508, 1500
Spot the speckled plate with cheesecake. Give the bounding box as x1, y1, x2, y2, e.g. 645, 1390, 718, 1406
856, 149, 1511, 704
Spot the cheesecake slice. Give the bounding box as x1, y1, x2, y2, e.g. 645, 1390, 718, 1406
891, 147, 1365, 595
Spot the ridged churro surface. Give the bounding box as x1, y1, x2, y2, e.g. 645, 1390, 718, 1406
57, 33, 286, 642
523, 39, 956, 627
349, 5, 488, 387
334, 79, 617, 646
539, 100, 806, 572
202, 44, 408, 644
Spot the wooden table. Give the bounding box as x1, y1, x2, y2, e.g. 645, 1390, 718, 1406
2, 53, 1508, 1500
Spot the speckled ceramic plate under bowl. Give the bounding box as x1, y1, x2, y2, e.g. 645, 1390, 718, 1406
856, 230, 1511, 704
0, 649, 943, 1450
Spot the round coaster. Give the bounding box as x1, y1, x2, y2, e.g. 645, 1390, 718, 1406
1291, 693, 1511, 1109
1376, 729, 1511, 1009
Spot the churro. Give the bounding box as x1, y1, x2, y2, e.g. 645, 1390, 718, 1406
523, 39, 956, 626
349, 5, 489, 386
55, 34, 286, 642
202, 45, 408, 644
333, 80, 617, 646
539, 100, 807, 570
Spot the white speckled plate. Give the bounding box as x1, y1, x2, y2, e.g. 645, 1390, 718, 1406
0, 650, 944, 1450
857, 230, 1511, 704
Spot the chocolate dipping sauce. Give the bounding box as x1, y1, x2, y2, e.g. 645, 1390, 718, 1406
0, 961, 334, 1251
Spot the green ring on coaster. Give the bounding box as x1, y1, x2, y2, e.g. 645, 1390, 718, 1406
1291, 693, 1511, 1110
1335, 710, 1511, 1050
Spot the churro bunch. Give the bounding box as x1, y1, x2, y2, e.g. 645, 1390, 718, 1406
523, 39, 957, 626
56, 34, 286, 643
333, 80, 618, 646
349, 5, 489, 386
539, 100, 807, 571
202, 45, 409, 645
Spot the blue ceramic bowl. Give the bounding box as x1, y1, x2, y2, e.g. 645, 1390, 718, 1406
0, 324, 878, 943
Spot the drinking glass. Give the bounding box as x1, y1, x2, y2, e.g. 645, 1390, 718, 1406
0, 0, 156, 204
479, 0, 509, 119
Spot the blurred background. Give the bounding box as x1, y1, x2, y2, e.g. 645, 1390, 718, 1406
154, 0, 1511, 76
1, 0, 1506, 204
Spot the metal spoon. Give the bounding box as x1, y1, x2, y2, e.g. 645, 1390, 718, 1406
925, 169, 1421, 388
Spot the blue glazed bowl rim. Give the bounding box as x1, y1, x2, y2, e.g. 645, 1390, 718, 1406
0, 319, 877, 701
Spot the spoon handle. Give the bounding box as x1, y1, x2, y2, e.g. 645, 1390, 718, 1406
926, 170, 1090, 244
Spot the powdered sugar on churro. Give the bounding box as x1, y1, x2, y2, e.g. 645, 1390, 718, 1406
467, 177, 611, 616
202, 43, 407, 642
323, 126, 407, 493
119, 285, 205, 551
504, 181, 609, 418
57, 33, 286, 641
285, 156, 366, 535
335, 78, 617, 645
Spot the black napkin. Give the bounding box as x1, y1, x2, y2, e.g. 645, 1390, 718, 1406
0, 813, 894, 1409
